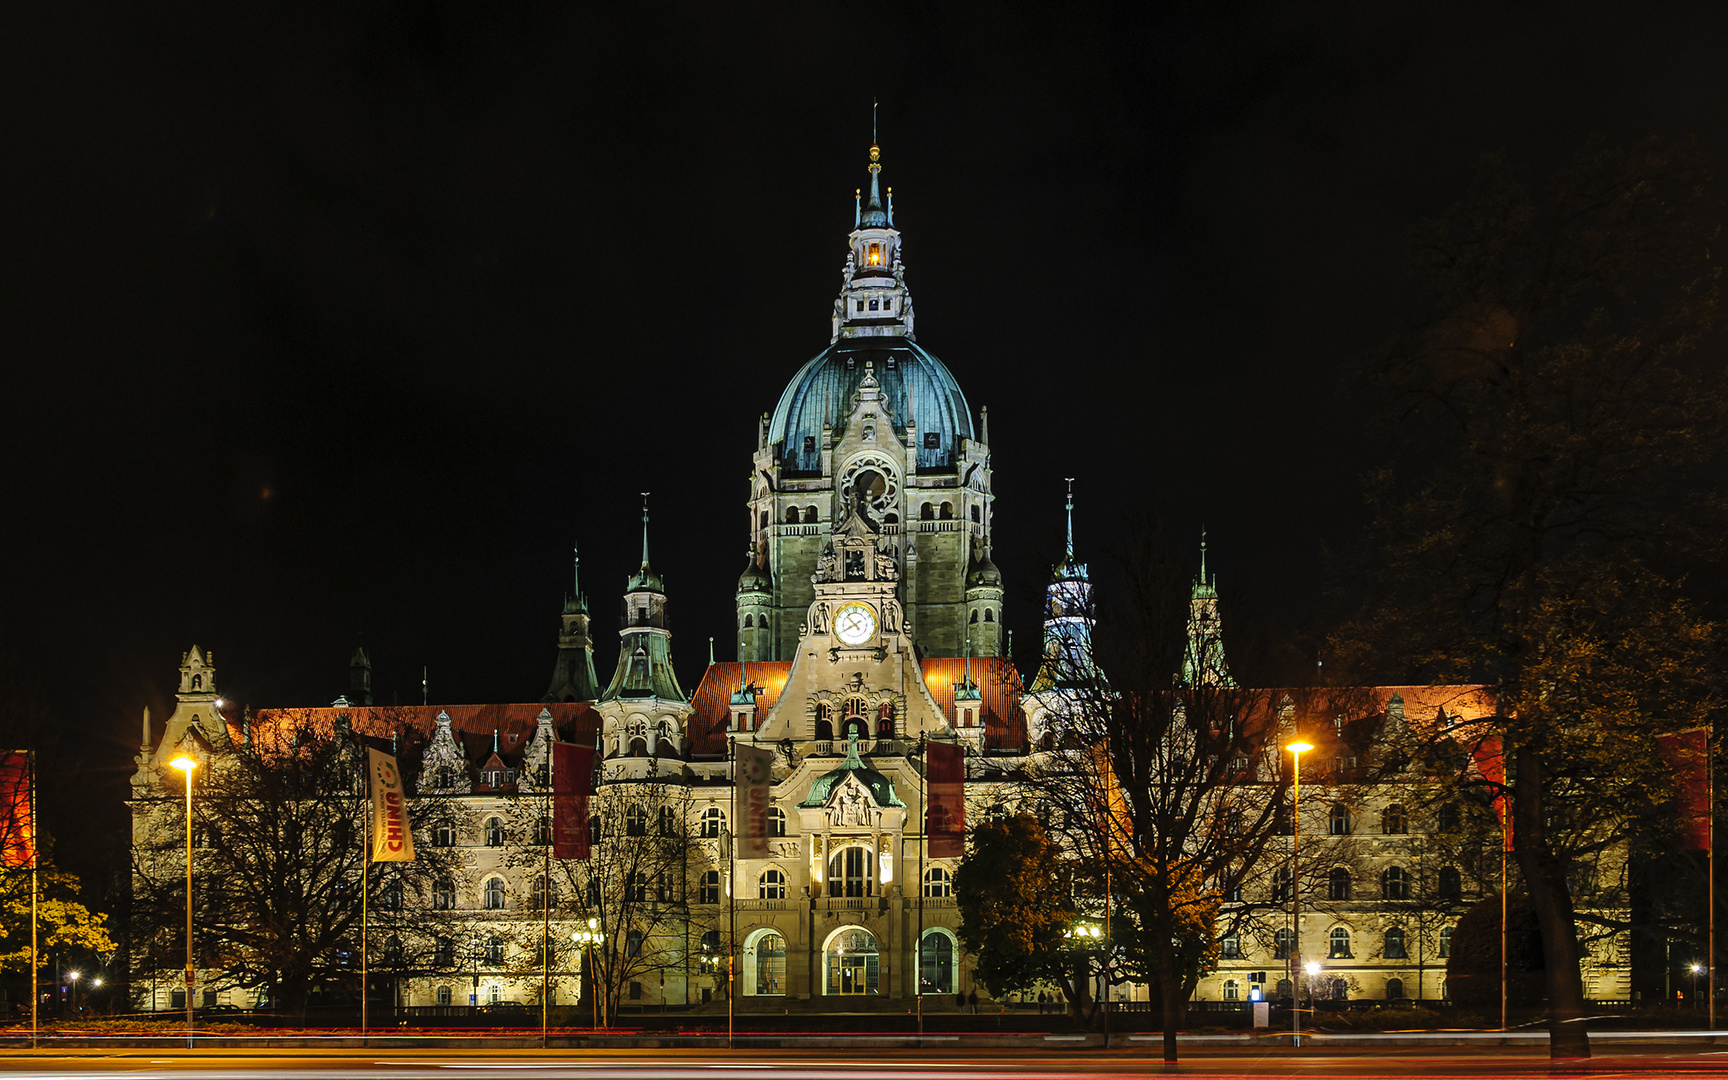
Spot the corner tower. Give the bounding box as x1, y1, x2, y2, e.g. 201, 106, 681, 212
739, 141, 995, 662
598, 500, 692, 779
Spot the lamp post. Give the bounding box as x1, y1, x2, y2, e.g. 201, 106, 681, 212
1305, 961, 1321, 1006
169, 756, 197, 1049
66, 970, 79, 1018
1693, 963, 1705, 1009
1285, 741, 1312, 1048
573, 918, 603, 1029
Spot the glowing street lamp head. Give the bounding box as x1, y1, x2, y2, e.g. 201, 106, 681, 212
169, 756, 197, 772
1286, 742, 1314, 755
1305, 961, 1321, 976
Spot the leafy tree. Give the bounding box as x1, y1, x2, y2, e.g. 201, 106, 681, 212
1347, 136, 1725, 1058
952, 814, 1084, 1005
131, 709, 464, 1015
1446, 892, 1543, 1011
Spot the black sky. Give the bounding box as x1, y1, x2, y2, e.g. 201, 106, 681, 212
6, 2, 1728, 880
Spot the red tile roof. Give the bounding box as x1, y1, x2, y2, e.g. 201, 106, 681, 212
239, 702, 599, 763
919, 657, 1029, 752
687, 662, 794, 756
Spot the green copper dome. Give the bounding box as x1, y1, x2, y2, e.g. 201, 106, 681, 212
798, 737, 905, 809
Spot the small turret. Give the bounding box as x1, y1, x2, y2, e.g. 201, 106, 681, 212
545, 543, 600, 703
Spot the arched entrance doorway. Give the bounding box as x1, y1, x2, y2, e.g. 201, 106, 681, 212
823, 926, 879, 996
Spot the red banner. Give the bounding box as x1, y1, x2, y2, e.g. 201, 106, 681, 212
927, 741, 965, 859
1658, 729, 1711, 851
553, 742, 595, 861
0, 752, 33, 869
1468, 735, 1511, 848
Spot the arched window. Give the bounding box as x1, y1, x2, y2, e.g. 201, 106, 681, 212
436, 985, 452, 1005
1273, 928, 1293, 960
1383, 804, 1408, 834
625, 931, 642, 958
1439, 865, 1463, 900
939, 502, 954, 520
746, 929, 786, 995
435, 938, 455, 968
1275, 978, 1293, 1000
485, 817, 506, 846
433, 879, 455, 911
700, 807, 727, 839
785, 506, 800, 524
969, 505, 981, 523
969, 610, 979, 624
1382, 866, 1409, 900
628, 737, 648, 757
1329, 805, 1352, 835
483, 877, 506, 910
840, 715, 868, 740
626, 806, 647, 836
815, 703, 833, 741
699, 870, 721, 905
876, 705, 894, 738
1438, 803, 1462, 832
484, 935, 504, 964
1273, 867, 1292, 903
1384, 927, 1407, 959
923, 866, 952, 897
803, 506, 819, 524
826, 927, 879, 995
1328, 927, 1352, 958
1328, 867, 1352, 901
1439, 925, 1454, 958
919, 928, 956, 994
532, 876, 557, 911
1220, 931, 1242, 959
658, 805, 677, 835
769, 806, 787, 836
920, 503, 935, 521
828, 845, 876, 897
1223, 979, 1240, 1001
759, 868, 786, 899
984, 609, 994, 623
743, 614, 754, 629
1386, 977, 1405, 1000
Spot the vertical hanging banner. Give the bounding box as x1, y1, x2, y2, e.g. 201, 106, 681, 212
0, 752, 33, 869
553, 742, 595, 861
736, 743, 774, 859
366, 748, 415, 863
1658, 728, 1711, 851
1468, 735, 1511, 847
927, 741, 965, 858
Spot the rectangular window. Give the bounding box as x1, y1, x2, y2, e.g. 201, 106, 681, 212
885, 298, 893, 311
802, 436, 816, 455
629, 981, 643, 1000
856, 300, 865, 311
923, 432, 939, 450
869, 299, 879, 311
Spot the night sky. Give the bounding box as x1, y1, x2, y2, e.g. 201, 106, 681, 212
8, 2, 1728, 882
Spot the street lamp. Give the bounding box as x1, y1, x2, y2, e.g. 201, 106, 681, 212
572, 918, 603, 1029
1693, 963, 1705, 1008
169, 755, 197, 1049
66, 971, 79, 1017
1286, 741, 1313, 1048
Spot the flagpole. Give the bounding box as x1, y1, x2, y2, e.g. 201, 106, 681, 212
30, 751, 38, 1051
917, 734, 926, 1037
728, 737, 736, 1051
542, 779, 553, 1047
362, 809, 369, 1035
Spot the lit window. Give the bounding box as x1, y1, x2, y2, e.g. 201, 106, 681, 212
700, 870, 721, 905
1220, 932, 1242, 959
769, 806, 787, 837
700, 807, 727, 839
869, 299, 879, 311
1384, 927, 1407, 959
1329, 927, 1352, 959
1328, 868, 1352, 901
483, 877, 506, 910
923, 866, 952, 898
759, 868, 786, 899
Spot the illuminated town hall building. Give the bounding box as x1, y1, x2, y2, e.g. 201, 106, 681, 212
129, 145, 1630, 1015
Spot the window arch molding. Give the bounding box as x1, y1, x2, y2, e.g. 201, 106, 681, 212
743, 926, 787, 996
821, 925, 880, 996
918, 927, 958, 995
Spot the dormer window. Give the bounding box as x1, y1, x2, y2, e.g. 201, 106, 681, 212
923, 433, 940, 450
869, 299, 879, 311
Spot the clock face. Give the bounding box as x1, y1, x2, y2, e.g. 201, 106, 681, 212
832, 602, 878, 645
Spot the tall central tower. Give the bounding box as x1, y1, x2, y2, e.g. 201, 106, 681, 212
736, 143, 998, 662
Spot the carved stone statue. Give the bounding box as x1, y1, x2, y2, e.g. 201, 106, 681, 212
874, 545, 898, 581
